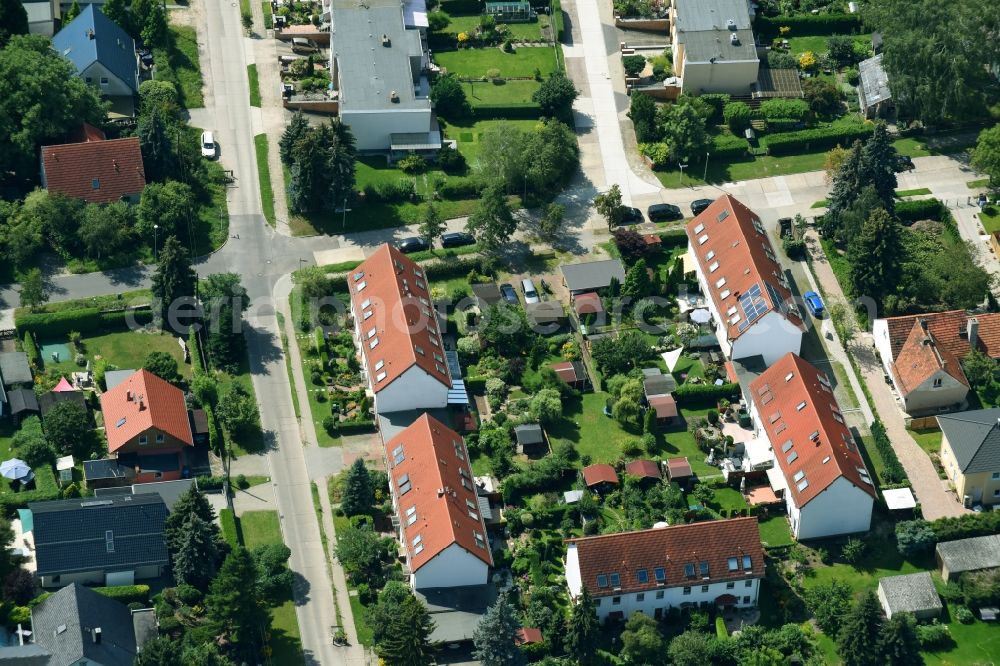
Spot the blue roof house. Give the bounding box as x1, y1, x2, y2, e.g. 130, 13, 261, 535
52, 4, 139, 97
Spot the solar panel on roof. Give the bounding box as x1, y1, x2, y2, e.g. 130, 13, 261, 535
738, 282, 770, 325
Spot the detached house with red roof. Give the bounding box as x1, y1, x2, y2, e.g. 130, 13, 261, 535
749, 353, 876, 540
40, 126, 146, 204
99, 370, 194, 483
685, 195, 803, 366
385, 413, 492, 589
872, 311, 1000, 415
349, 245, 458, 415
564, 517, 764, 622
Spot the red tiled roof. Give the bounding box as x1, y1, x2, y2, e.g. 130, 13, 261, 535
349, 245, 451, 394
516, 628, 543, 645
891, 319, 969, 395
100, 369, 193, 453
725, 360, 738, 383
567, 517, 764, 598
582, 464, 619, 487
550, 361, 580, 383
749, 353, 876, 507
666, 457, 693, 479
385, 413, 492, 572
625, 459, 661, 479
880, 310, 1000, 360
685, 195, 802, 341
574, 291, 604, 315
648, 394, 678, 419
41, 136, 146, 204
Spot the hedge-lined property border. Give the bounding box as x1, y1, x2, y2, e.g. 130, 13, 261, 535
763, 124, 874, 155
754, 13, 862, 38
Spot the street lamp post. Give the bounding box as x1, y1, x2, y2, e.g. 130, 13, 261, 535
153, 224, 159, 261
703, 152, 710, 182
678, 162, 687, 185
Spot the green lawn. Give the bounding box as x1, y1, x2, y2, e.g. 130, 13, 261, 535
237, 510, 303, 664
38, 330, 191, 379
262, 1, 273, 28
907, 428, 942, 456
438, 13, 550, 41
460, 79, 541, 107
253, 134, 276, 226
434, 47, 558, 79
923, 603, 1000, 665
155, 26, 204, 108
980, 205, 1000, 234
896, 187, 932, 197
444, 118, 540, 166
967, 178, 990, 189
758, 515, 794, 547
275, 313, 301, 419
708, 486, 748, 513
811, 199, 829, 208
247, 64, 261, 107
784, 35, 870, 59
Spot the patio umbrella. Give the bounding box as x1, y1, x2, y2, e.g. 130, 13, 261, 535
0, 459, 32, 481
690, 308, 712, 324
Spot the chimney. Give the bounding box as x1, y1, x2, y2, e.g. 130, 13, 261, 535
381, 33, 391, 46
968, 317, 979, 350
92, 628, 102, 645
389, 90, 399, 103
87, 29, 95, 40
138, 399, 145, 411
919, 318, 928, 331
113, 159, 120, 172
126, 390, 133, 401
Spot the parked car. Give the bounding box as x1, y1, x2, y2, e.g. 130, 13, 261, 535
621, 207, 644, 225
291, 37, 320, 54
441, 231, 475, 248
499, 283, 518, 305
690, 199, 713, 216
647, 203, 683, 222
397, 237, 428, 253
521, 278, 540, 304
803, 291, 825, 317
893, 155, 915, 172
200, 131, 216, 159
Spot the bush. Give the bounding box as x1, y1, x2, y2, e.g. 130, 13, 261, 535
915, 621, 951, 649
895, 520, 937, 557
783, 237, 806, 260
767, 51, 798, 69
363, 179, 416, 203
955, 606, 975, 624
622, 54, 646, 78
871, 419, 907, 484
675, 382, 738, 406
436, 145, 467, 173
699, 93, 730, 124
437, 176, 483, 199
397, 154, 427, 174
896, 198, 945, 223
763, 124, 873, 155
927, 510, 1000, 542
711, 133, 750, 159
723, 101, 752, 133
759, 98, 810, 121
16, 305, 153, 338
94, 585, 151, 604
845, 67, 860, 86
840, 537, 865, 564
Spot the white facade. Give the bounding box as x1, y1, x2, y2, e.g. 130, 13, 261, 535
411, 543, 490, 589
341, 107, 435, 152
787, 476, 873, 541
566, 544, 760, 622
23, 0, 60, 35
689, 242, 802, 366
81, 61, 138, 98
680, 58, 759, 95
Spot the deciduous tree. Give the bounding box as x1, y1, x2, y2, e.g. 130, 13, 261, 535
42, 400, 91, 457
143, 351, 180, 383
430, 74, 470, 119
532, 72, 578, 120
529, 388, 562, 425
629, 92, 658, 143
621, 613, 665, 665
78, 202, 135, 258
972, 124, 1000, 187
217, 383, 259, 438
417, 203, 446, 245
137, 180, 195, 238
657, 97, 710, 164
12, 416, 55, 468
594, 184, 625, 230
466, 182, 516, 254
802, 78, 841, 116
18, 267, 47, 311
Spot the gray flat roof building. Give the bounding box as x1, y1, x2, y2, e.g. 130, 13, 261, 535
673, 0, 757, 64
877, 572, 942, 620
561, 259, 626, 294
0, 352, 32, 386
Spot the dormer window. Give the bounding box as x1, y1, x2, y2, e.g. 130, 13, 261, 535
699, 561, 709, 577
597, 575, 608, 588
684, 563, 695, 578
636, 569, 648, 583
728, 557, 739, 571
609, 573, 621, 588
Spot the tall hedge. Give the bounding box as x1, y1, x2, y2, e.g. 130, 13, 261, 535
674, 382, 738, 406
870, 419, 907, 485
763, 124, 874, 155
896, 198, 945, 223
928, 510, 1000, 542
755, 13, 862, 38
712, 134, 750, 159
16, 307, 153, 338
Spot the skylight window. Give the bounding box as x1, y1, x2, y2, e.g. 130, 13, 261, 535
699, 561, 710, 577
636, 569, 649, 583
717, 210, 729, 222
474, 532, 486, 549
414, 345, 425, 356
356, 281, 367, 292
411, 534, 422, 547
706, 250, 716, 260
597, 575, 608, 588
742, 555, 752, 569
654, 567, 666, 582
693, 223, 705, 234
781, 440, 793, 453
797, 478, 809, 491
699, 234, 709, 245
397, 473, 412, 495
709, 261, 720, 273
786, 451, 799, 464
360, 298, 371, 309
784, 372, 794, 382
363, 310, 373, 320
715, 277, 727, 288
684, 563, 695, 578
375, 359, 385, 371
796, 401, 807, 411
728, 557, 738, 571
609, 573, 621, 587
369, 337, 379, 349
720, 289, 731, 299
793, 470, 805, 482
392, 444, 405, 465
822, 456, 831, 464
367, 327, 376, 338
353, 272, 365, 282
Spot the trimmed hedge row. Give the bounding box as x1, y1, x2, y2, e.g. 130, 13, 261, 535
928, 510, 1000, 542
896, 198, 946, 223
220, 508, 241, 547
16, 306, 154, 338
0, 467, 61, 517
674, 382, 738, 406
871, 419, 907, 485
439, 0, 482, 13
658, 229, 689, 249
712, 134, 750, 159
763, 124, 873, 155
329, 420, 377, 436
93, 584, 151, 604
754, 13, 862, 38
466, 375, 488, 394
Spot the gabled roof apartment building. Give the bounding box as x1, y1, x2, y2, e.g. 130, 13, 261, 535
685, 195, 803, 366
348, 245, 455, 415
384, 413, 492, 589
565, 517, 764, 622
749, 353, 877, 540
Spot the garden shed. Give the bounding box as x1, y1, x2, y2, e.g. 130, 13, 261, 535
936, 534, 1000, 582
582, 464, 619, 491
877, 572, 942, 620
625, 459, 661, 482
665, 457, 693, 484
485, 1, 534, 22
514, 423, 547, 456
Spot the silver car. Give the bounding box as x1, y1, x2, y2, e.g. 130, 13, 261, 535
521, 278, 540, 304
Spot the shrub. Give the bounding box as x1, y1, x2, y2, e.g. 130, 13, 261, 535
927, 511, 1000, 542
783, 237, 806, 259
845, 67, 860, 86
397, 154, 427, 174
363, 179, 416, 203
871, 419, 907, 484
840, 537, 865, 564
767, 51, 797, 69
622, 54, 646, 78
955, 606, 975, 624
723, 101, 752, 133
763, 125, 873, 155
675, 382, 738, 406
896, 198, 945, 223
711, 133, 750, 159
699, 93, 730, 124
436, 145, 467, 173
21, 331, 40, 369
437, 176, 483, 199
915, 621, 951, 649
895, 520, 937, 557
95, 585, 151, 604
759, 98, 810, 121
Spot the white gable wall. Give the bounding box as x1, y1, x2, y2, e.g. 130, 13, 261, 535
791, 476, 873, 540
411, 543, 489, 589
81, 61, 135, 97
731, 310, 802, 366
376, 365, 449, 414
902, 370, 969, 414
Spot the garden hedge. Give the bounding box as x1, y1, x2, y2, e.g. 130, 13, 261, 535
220, 508, 241, 547
22, 331, 40, 369
438, 176, 484, 200
0, 467, 61, 517
658, 229, 689, 249
329, 420, 377, 436
711, 134, 750, 159
870, 418, 907, 485
438, 0, 482, 13
763, 124, 873, 155
16, 306, 154, 338
674, 382, 738, 406
93, 584, 151, 604
754, 13, 862, 38
896, 198, 945, 223
466, 375, 488, 394
472, 103, 544, 120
